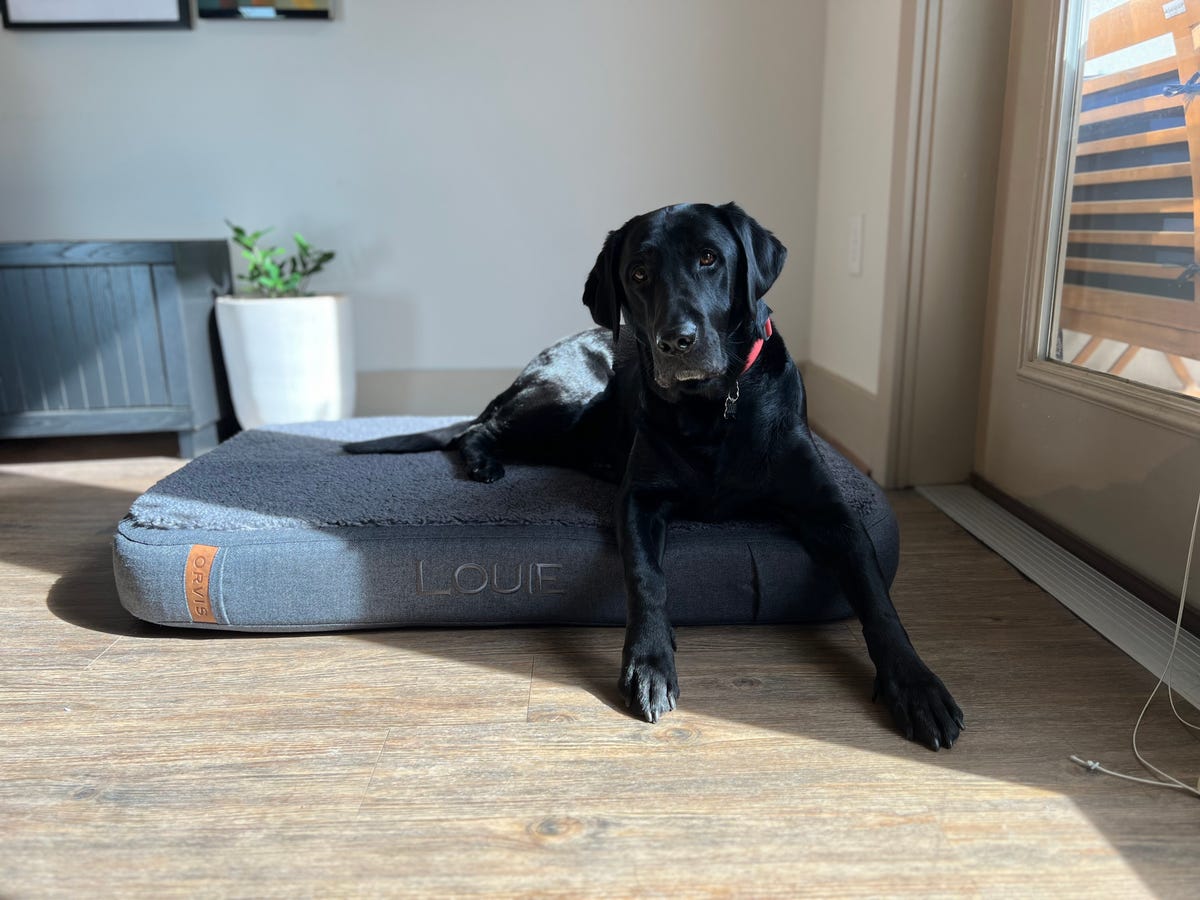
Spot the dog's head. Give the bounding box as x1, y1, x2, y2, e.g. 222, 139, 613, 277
582, 202, 786, 401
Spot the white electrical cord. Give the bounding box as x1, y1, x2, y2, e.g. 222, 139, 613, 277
1069, 484, 1200, 798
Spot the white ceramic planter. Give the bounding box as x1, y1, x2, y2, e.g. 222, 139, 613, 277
215, 293, 355, 430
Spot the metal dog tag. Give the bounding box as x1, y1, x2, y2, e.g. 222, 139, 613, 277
723, 381, 740, 420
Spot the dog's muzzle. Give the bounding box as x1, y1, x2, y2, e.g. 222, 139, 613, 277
653, 357, 725, 390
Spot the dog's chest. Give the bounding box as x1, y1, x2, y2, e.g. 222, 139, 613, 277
665, 433, 774, 519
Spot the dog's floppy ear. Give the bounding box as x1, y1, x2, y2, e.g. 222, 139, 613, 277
719, 202, 787, 339
582, 222, 630, 342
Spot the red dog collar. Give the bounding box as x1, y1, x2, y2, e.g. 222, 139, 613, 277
739, 317, 773, 375
725, 318, 773, 420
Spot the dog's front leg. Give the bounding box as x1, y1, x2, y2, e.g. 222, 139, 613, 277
779, 433, 964, 750
615, 467, 679, 724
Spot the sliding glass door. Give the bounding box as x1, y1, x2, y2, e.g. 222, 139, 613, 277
978, 0, 1200, 607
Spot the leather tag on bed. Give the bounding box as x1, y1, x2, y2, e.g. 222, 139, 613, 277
185, 544, 219, 624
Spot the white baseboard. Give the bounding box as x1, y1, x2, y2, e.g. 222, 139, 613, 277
918, 484, 1200, 711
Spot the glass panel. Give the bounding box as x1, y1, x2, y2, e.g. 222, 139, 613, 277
1047, 0, 1200, 399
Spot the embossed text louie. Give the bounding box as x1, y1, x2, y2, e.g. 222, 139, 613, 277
416, 561, 565, 596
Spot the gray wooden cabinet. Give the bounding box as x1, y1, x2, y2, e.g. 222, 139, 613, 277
0, 241, 235, 457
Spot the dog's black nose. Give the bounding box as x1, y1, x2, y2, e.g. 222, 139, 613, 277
656, 326, 697, 355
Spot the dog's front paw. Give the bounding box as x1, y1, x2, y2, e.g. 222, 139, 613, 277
620, 644, 679, 724
873, 658, 963, 751
467, 458, 505, 483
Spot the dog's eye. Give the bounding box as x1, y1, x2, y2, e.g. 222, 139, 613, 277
631, 265, 648, 284
699, 250, 717, 267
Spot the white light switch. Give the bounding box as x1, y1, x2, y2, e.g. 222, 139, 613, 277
848, 213, 864, 277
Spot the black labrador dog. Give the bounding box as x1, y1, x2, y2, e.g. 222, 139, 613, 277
346, 202, 963, 750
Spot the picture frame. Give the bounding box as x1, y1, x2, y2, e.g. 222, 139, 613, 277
0, 0, 192, 30
198, 1, 331, 21
198, 1, 332, 20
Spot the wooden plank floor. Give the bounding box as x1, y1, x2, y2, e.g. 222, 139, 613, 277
1, 447, 1197, 897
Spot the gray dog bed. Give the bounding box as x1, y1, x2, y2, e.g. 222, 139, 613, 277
113, 416, 897, 632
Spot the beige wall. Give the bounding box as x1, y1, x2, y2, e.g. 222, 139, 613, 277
805, 0, 903, 393
0, 1, 1013, 481
803, 0, 910, 478
0, 1, 826, 392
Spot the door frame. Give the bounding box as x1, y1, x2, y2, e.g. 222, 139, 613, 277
882, 0, 1013, 487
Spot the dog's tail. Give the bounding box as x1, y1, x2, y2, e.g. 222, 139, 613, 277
343, 420, 473, 455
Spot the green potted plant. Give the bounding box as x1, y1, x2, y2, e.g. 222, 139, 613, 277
215, 222, 354, 429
